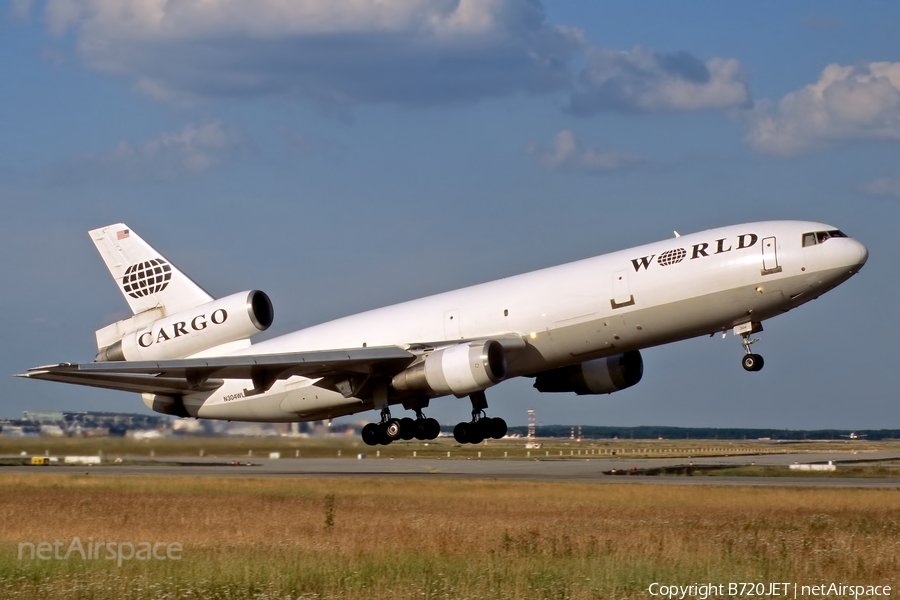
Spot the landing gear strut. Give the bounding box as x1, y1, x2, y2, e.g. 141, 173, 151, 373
361, 407, 439, 446
740, 331, 764, 372
453, 391, 507, 445
411, 408, 441, 441
361, 408, 396, 446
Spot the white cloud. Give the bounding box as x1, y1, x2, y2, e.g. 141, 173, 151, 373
38, 1, 755, 119
46, 0, 493, 38
526, 130, 640, 173
746, 62, 900, 156
567, 45, 751, 115
861, 175, 900, 199
64, 121, 244, 181
43, 0, 583, 108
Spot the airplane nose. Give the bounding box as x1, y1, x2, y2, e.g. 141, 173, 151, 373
850, 239, 868, 268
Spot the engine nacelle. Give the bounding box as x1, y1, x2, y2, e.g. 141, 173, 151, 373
96, 290, 274, 362
141, 393, 190, 418
533, 350, 643, 395
392, 340, 507, 397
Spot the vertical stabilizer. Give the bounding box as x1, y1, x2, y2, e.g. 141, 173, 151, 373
89, 223, 213, 316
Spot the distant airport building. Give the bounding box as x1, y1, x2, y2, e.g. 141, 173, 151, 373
22, 411, 65, 423
1, 411, 171, 437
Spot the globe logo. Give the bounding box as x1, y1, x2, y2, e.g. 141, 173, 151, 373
657, 248, 687, 267
122, 259, 172, 298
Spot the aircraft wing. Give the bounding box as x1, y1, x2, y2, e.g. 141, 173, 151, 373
17, 346, 417, 396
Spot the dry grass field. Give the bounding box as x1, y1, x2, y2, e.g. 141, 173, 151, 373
1, 473, 898, 599
2, 435, 898, 461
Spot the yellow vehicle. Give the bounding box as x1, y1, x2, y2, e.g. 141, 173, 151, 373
30, 457, 49, 465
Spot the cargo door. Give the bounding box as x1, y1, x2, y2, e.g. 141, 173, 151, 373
761, 236, 782, 275
444, 309, 462, 340
610, 270, 635, 309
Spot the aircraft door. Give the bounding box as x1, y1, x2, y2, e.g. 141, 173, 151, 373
610, 270, 635, 309
761, 236, 782, 275
444, 309, 462, 339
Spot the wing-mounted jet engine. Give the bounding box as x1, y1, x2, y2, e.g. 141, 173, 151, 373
391, 339, 507, 397
533, 351, 643, 395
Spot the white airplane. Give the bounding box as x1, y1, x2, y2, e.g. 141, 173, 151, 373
18, 221, 867, 446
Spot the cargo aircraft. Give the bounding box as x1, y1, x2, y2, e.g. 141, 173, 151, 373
18, 222, 867, 446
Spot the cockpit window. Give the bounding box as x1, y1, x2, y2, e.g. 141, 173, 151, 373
802, 229, 848, 247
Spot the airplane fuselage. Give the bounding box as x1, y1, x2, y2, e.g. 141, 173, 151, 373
178, 220, 866, 422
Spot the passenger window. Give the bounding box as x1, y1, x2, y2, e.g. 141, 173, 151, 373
802, 233, 816, 247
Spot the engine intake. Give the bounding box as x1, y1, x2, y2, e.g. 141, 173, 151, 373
533, 350, 643, 395
96, 290, 273, 362
392, 340, 507, 397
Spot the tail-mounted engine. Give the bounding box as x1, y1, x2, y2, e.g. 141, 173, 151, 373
392, 340, 507, 397
95, 290, 273, 362
533, 350, 643, 395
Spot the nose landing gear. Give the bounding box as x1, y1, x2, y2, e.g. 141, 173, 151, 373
737, 322, 765, 372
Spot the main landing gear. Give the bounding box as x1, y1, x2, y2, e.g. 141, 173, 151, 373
739, 327, 765, 372
361, 408, 440, 446
453, 391, 507, 445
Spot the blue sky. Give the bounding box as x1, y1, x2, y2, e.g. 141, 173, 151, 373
2, 1, 899, 429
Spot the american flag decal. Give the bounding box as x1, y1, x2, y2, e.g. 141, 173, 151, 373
117, 229, 130, 240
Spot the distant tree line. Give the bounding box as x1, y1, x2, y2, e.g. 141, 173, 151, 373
506, 425, 900, 441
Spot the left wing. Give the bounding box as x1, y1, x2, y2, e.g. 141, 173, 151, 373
17, 346, 416, 397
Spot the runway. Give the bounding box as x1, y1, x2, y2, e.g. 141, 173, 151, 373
5, 451, 900, 488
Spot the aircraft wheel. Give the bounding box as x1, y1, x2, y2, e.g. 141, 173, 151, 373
425, 418, 441, 440
467, 425, 484, 445
361, 423, 380, 446
413, 420, 428, 440
399, 417, 416, 441
453, 422, 469, 444
742, 354, 764, 372
489, 417, 507, 439
377, 424, 393, 445
384, 418, 402, 440
753, 354, 764, 371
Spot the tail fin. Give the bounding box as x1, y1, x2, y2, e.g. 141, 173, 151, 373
89, 223, 213, 316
